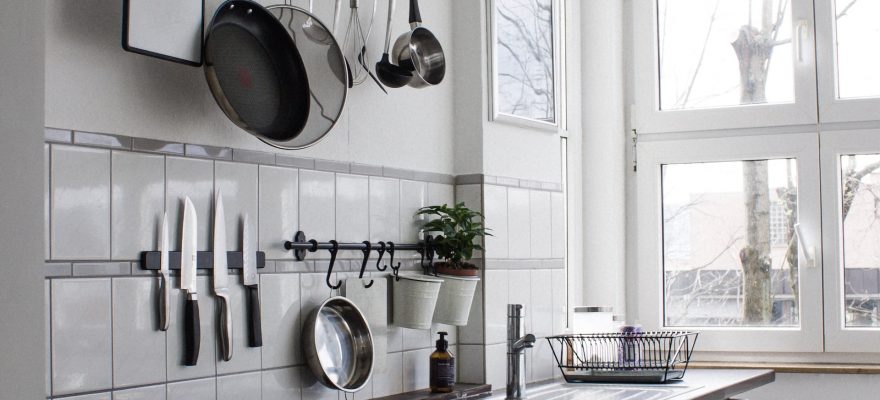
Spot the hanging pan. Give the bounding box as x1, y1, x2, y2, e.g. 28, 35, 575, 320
303, 296, 374, 392
392, 0, 445, 88
204, 0, 311, 144
263, 1, 349, 149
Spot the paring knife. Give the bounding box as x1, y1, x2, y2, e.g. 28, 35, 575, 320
213, 191, 233, 362
181, 196, 200, 366
158, 212, 170, 331
242, 213, 262, 347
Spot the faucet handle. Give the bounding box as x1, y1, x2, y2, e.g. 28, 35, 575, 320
508, 303, 525, 317
523, 333, 536, 347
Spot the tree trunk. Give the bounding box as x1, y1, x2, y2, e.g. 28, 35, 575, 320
732, 10, 777, 324
740, 161, 773, 324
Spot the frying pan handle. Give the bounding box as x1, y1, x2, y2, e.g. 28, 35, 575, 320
409, 0, 421, 24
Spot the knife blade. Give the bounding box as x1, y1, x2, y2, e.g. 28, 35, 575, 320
213, 191, 233, 362
181, 196, 200, 366
158, 212, 170, 331
242, 213, 262, 347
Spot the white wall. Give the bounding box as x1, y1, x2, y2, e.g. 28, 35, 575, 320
45, 0, 454, 174
0, 2, 45, 399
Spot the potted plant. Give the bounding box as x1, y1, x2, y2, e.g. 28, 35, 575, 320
417, 203, 491, 277
417, 203, 491, 326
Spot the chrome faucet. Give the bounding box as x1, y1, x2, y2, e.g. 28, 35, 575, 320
507, 304, 536, 400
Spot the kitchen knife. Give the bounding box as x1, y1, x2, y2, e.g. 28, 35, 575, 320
181, 196, 200, 366
242, 213, 262, 347
213, 191, 233, 362
158, 212, 170, 331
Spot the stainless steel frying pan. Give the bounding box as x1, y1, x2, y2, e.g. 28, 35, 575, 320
303, 296, 374, 392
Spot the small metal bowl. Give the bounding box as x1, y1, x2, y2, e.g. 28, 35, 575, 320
303, 296, 374, 392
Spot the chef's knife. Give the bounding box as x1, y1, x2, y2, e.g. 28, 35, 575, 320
242, 213, 262, 347
181, 196, 200, 366
213, 191, 233, 362
158, 211, 170, 331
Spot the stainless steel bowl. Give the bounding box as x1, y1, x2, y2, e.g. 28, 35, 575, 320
303, 296, 374, 392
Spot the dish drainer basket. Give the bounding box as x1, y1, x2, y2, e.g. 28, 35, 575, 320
546, 331, 699, 384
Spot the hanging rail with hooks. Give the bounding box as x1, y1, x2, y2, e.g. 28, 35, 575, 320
283, 231, 437, 289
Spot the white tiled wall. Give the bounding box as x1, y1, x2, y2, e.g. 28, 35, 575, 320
45, 142, 567, 398
460, 184, 568, 387
44, 143, 458, 399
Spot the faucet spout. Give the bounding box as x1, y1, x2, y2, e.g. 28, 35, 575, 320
511, 333, 536, 353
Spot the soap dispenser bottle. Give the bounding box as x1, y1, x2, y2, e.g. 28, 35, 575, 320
429, 331, 455, 393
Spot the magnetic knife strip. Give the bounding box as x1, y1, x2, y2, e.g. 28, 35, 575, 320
139, 251, 266, 270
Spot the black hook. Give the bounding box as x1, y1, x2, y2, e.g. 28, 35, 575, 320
388, 242, 401, 281
375, 241, 387, 271
358, 241, 374, 288
325, 240, 341, 289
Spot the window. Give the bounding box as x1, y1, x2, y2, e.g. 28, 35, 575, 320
662, 160, 799, 328
634, 0, 880, 354
634, 0, 817, 133
657, 0, 795, 111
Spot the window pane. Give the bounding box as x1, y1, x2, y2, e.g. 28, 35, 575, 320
662, 159, 799, 327
657, 0, 794, 111
834, 1, 880, 99
840, 154, 880, 327
495, 0, 556, 123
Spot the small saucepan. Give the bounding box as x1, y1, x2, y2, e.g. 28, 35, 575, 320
392, 0, 445, 88
303, 296, 374, 392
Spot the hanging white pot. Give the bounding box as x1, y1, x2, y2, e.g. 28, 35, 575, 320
433, 274, 480, 326
392, 273, 443, 329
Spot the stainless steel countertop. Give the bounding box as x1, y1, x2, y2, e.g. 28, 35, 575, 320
487, 369, 775, 400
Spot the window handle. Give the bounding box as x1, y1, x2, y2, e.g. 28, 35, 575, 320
795, 19, 809, 63
794, 223, 816, 268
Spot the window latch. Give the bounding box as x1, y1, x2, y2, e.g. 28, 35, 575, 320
794, 223, 817, 269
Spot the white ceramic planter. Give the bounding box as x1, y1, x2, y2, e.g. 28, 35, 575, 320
433, 274, 480, 326
392, 274, 443, 329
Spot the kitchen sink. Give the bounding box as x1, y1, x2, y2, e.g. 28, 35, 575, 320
488, 381, 703, 400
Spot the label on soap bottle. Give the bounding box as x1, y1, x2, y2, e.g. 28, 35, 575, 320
430, 358, 455, 389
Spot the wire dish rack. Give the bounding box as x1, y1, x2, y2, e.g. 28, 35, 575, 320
546, 331, 699, 384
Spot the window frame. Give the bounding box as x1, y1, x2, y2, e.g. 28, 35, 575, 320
814, 0, 880, 124
820, 129, 880, 352
632, 0, 818, 134
636, 132, 824, 353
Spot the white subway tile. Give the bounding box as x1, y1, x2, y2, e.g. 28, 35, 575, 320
166, 377, 215, 400
550, 192, 565, 259
216, 280, 262, 374
483, 185, 508, 259
113, 384, 166, 400
259, 166, 299, 259
369, 177, 400, 243
215, 161, 258, 251
399, 180, 427, 243
51, 145, 111, 259
261, 273, 302, 368
111, 151, 164, 260
530, 270, 553, 338
299, 170, 336, 257
217, 372, 261, 400
529, 191, 552, 259
262, 367, 302, 400
507, 188, 531, 259
112, 277, 166, 388
166, 157, 214, 251
52, 278, 112, 395
336, 174, 369, 259
484, 270, 509, 345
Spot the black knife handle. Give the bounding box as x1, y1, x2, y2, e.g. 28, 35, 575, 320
217, 295, 233, 362
246, 286, 263, 347
184, 297, 200, 366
